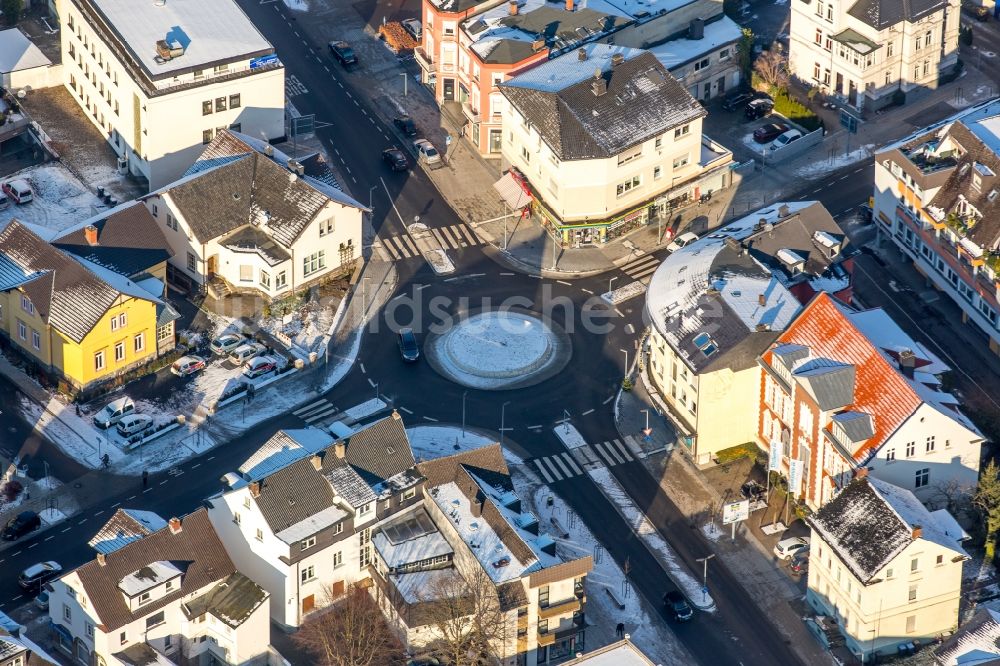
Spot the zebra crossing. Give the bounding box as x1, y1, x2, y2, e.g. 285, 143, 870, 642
375, 224, 482, 262
285, 75, 309, 97
292, 398, 338, 424
532, 438, 640, 483
378, 234, 420, 261
620, 253, 661, 282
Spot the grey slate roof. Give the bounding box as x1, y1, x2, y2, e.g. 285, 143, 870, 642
771, 343, 810, 369
831, 411, 875, 443
0, 636, 27, 661
0, 221, 158, 343
847, 0, 948, 29
181, 572, 267, 628
795, 362, 856, 411
53, 202, 172, 277
499, 50, 704, 160
325, 465, 378, 508
935, 607, 1000, 666
808, 477, 966, 583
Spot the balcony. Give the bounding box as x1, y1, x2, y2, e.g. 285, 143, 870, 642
462, 103, 481, 124
900, 140, 958, 175
414, 47, 434, 72
538, 598, 581, 620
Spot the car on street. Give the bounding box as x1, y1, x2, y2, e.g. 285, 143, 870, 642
667, 231, 698, 253
753, 122, 790, 144
398, 327, 420, 362
2, 511, 41, 541
790, 552, 809, 575
394, 116, 417, 137
229, 342, 266, 365
769, 129, 803, 151
171, 355, 206, 377
243, 355, 278, 379
18, 561, 62, 590
210, 333, 244, 355
3, 179, 32, 204
722, 91, 754, 112
329, 41, 358, 67
774, 536, 811, 560
663, 591, 694, 622
382, 147, 408, 171
117, 413, 153, 437
401, 18, 422, 41
94, 396, 135, 429
413, 139, 442, 166
745, 97, 774, 120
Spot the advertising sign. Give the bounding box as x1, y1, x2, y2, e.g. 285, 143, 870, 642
722, 499, 750, 525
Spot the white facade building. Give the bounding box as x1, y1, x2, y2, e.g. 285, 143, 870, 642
57, 0, 285, 190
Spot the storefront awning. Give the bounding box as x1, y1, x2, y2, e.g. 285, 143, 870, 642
493, 172, 532, 209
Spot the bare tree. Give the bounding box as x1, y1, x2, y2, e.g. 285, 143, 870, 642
420, 567, 508, 665
293, 583, 406, 666
931, 479, 973, 517
753, 49, 789, 92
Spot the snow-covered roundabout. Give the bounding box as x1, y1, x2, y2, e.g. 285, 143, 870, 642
425, 310, 572, 390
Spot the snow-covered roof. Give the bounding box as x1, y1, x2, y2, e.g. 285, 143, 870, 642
274, 504, 350, 544
966, 111, 1000, 156
562, 639, 657, 665
0, 28, 51, 74
372, 507, 453, 569
581, 0, 699, 19
73, 257, 163, 305
118, 560, 183, 596
89, 509, 167, 555
936, 608, 1000, 666
238, 428, 333, 481
86, 0, 274, 78
843, 307, 949, 376
390, 568, 465, 604
503, 43, 641, 93
808, 476, 967, 584
646, 16, 742, 70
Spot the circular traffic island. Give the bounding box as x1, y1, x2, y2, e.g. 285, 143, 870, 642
425, 310, 572, 390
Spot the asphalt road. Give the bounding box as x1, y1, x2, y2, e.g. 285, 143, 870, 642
0, 4, 887, 663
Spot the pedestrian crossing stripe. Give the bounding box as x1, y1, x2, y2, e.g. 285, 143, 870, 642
622, 255, 660, 281
532, 440, 635, 483
378, 224, 482, 262
293, 399, 338, 424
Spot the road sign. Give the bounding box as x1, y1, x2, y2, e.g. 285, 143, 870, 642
722, 499, 750, 525
250, 54, 280, 70
839, 108, 860, 134
287, 114, 314, 137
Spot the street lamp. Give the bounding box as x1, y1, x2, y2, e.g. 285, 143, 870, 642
695, 554, 715, 605
369, 185, 377, 210
400, 72, 408, 96
620, 348, 629, 373
608, 276, 618, 296
462, 391, 468, 438
500, 401, 511, 445
640, 409, 652, 440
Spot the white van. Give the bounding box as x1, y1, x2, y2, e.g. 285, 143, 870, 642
666, 231, 699, 253
93, 397, 135, 429
3, 179, 33, 204
228, 342, 266, 365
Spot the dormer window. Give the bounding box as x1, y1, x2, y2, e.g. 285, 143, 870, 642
359, 503, 373, 516
301, 536, 317, 551
139, 591, 151, 605
165, 579, 173, 592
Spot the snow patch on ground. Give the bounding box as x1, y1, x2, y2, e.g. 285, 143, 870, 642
425, 248, 455, 274
282, 0, 308, 8
794, 144, 875, 178
406, 425, 522, 464
588, 466, 716, 610
701, 521, 723, 542
602, 280, 648, 304
0, 163, 106, 236
39, 508, 68, 525
343, 398, 388, 422
553, 422, 588, 449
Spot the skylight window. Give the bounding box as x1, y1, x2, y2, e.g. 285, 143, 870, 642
701, 343, 718, 357
693, 332, 711, 348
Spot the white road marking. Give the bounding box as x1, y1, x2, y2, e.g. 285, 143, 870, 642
500, 272, 515, 276
562, 452, 583, 475
534, 460, 555, 483
368, 378, 376, 387
581, 288, 594, 294
110, 502, 121, 508
557, 280, 572, 286
603, 395, 614, 404
127, 495, 136, 500
582, 408, 595, 416
399, 406, 414, 414
60, 527, 71, 533
422, 415, 439, 422
360, 362, 367, 373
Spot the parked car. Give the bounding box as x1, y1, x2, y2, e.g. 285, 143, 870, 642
663, 591, 694, 622
329, 41, 358, 67
93, 396, 135, 429
171, 355, 206, 377
228, 342, 266, 365
722, 91, 754, 112
964, 0, 990, 20
382, 147, 408, 171
394, 116, 417, 137
413, 139, 442, 166
2, 511, 41, 541
745, 97, 774, 120
790, 552, 810, 575
773, 536, 811, 560
18, 561, 62, 590
398, 327, 420, 362
117, 413, 153, 437
243, 355, 278, 379
753, 122, 790, 144
210, 333, 244, 355
3, 179, 33, 204
401, 18, 422, 41
666, 231, 698, 253
769, 129, 803, 151
0, 192, 10, 209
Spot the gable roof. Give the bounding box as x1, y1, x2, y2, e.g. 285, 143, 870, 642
0, 221, 158, 343
88, 508, 168, 555
936, 608, 1000, 666
53, 202, 172, 277
847, 0, 948, 30
180, 572, 267, 628
71, 509, 235, 632
164, 130, 364, 248
499, 44, 704, 160
764, 293, 924, 460
808, 476, 966, 583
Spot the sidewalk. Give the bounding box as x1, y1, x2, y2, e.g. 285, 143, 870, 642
614, 369, 835, 666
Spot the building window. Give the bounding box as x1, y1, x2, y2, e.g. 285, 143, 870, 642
215, 97, 227, 112
402, 487, 416, 501
145, 611, 165, 629
165, 580, 173, 592
719, 47, 730, 60
936, 554, 944, 565
908, 585, 917, 602
134, 333, 145, 353
230, 94, 241, 108
925, 30, 932, 47
359, 502, 373, 516
814, 28, 822, 45
887, 42, 894, 57
233, 512, 241, 525
538, 619, 549, 634
120, 631, 127, 645
925, 435, 935, 452
213, 63, 229, 74
115, 341, 126, 362
319, 219, 334, 237
813, 62, 821, 80
653, 166, 662, 180
301, 566, 315, 583
333, 522, 343, 535
276, 271, 287, 289
655, 136, 662, 149
260, 270, 270, 289
539, 585, 550, 607
16, 319, 26, 340
910, 557, 919, 572
674, 125, 690, 139
187, 252, 197, 272
255, 528, 263, 541
905, 441, 915, 457
672, 154, 690, 169
693, 57, 709, 71
520, 145, 531, 163
85, 622, 94, 638
616, 176, 641, 198
886, 567, 894, 579
301, 536, 317, 551
239, 265, 253, 282
139, 592, 151, 605
63, 604, 72, 621
202, 100, 212, 115
303, 250, 326, 277
20, 295, 33, 314
333, 551, 343, 568
95, 350, 106, 371
915, 468, 930, 488
885, 448, 895, 461
202, 129, 213, 144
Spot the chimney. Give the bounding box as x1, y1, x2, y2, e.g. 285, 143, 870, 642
264, 144, 274, 157
334, 441, 346, 459
854, 467, 868, 479
912, 525, 923, 540
566, 0, 573, 10
509, 0, 518, 15
688, 17, 704, 40
310, 454, 323, 471
97, 552, 107, 566
249, 481, 260, 498
532, 39, 545, 51
758, 293, 766, 307
898, 349, 916, 379
84, 225, 99, 246
471, 497, 483, 518
778, 204, 790, 218
591, 70, 607, 96
577, 47, 587, 61
610, 52, 624, 68
168, 517, 182, 534
392, 409, 402, 420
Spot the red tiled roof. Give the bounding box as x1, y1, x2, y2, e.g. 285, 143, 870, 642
765, 293, 923, 460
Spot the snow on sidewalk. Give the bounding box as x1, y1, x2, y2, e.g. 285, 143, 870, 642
342, 398, 388, 422
588, 466, 716, 611
553, 422, 588, 449
794, 144, 874, 178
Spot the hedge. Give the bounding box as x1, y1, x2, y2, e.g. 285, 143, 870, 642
773, 91, 822, 132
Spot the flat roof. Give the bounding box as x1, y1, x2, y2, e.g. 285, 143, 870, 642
83, 0, 274, 78
647, 16, 742, 70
